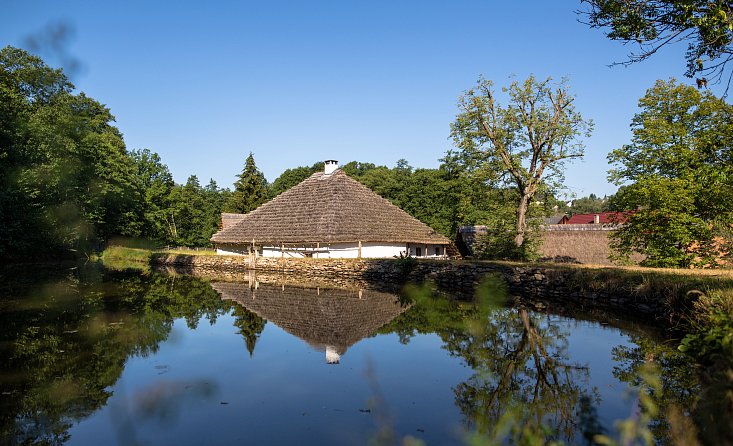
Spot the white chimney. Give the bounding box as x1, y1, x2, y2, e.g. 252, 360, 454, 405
325, 345, 341, 364
593, 214, 600, 224
324, 160, 338, 175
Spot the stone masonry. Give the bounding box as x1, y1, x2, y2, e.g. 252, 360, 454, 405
151, 253, 673, 324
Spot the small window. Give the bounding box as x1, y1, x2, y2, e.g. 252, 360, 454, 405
415, 247, 422, 257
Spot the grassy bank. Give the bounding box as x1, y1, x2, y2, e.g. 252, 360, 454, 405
496, 260, 733, 370
97, 246, 216, 272
99, 247, 733, 365
97, 246, 153, 272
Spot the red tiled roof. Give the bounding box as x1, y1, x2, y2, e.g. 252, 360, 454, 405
565, 212, 628, 225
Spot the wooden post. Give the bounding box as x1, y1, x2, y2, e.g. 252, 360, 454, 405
358, 240, 362, 259
316, 242, 320, 259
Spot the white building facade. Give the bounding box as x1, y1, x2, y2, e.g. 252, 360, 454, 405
216, 241, 447, 259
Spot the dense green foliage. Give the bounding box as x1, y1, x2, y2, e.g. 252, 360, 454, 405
225, 152, 267, 213
128, 149, 175, 241
0, 46, 231, 256
450, 75, 593, 258
267, 162, 322, 198
581, 0, 733, 83
569, 193, 610, 215
167, 175, 230, 247
0, 46, 138, 256
608, 79, 733, 267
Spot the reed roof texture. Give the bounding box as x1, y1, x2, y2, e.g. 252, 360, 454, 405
212, 282, 408, 356
220, 213, 247, 230
211, 169, 450, 245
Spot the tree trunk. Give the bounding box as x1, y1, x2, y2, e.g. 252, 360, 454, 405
515, 194, 530, 247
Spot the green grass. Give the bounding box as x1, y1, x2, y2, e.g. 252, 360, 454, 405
100, 246, 152, 263
98, 246, 152, 272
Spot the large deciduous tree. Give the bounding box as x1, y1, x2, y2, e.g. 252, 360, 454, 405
0, 45, 137, 256
608, 79, 733, 267
581, 0, 733, 87
129, 148, 175, 242
226, 152, 267, 214
451, 75, 592, 257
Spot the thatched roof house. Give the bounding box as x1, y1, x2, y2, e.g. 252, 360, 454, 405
212, 281, 408, 364
211, 160, 450, 258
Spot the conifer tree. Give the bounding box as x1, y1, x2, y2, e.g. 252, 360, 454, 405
226, 153, 267, 214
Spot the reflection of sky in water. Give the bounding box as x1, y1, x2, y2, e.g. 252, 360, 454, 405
65, 309, 651, 446
67, 314, 472, 445
564, 320, 635, 426
0, 271, 696, 446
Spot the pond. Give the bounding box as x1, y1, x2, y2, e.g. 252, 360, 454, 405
0, 265, 707, 445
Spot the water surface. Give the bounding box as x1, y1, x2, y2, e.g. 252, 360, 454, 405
0, 266, 701, 445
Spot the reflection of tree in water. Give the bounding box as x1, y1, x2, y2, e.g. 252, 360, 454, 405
0, 267, 231, 445
610, 335, 703, 443
231, 306, 266, 357
382, 281, 599, 443
449, 307, 596, 443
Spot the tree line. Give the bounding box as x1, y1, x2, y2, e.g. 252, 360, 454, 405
0, 45, 559, 259
0, 46, 226, 256
2, 41, 731, 267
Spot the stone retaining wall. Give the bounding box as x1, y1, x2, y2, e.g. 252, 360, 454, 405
151, 253, 675, 324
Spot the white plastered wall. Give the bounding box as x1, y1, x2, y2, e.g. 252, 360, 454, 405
217, 242, 447, 259
406, 243, 447, 258
262, 242, 406, 259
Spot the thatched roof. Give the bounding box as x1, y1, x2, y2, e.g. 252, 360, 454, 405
211, 169, 450, 245
212, 282, 408, 357
220, 213, 247, 230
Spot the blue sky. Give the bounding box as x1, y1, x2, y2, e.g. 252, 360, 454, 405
2, 1, 715, 197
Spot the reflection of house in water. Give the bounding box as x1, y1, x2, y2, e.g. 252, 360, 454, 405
211, 282, 408, 364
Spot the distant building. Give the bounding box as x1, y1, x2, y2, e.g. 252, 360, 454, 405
456, 210, 637, 265
455, 225, 488, 258
563, 212, 628, 225
543, 214, 569, 225
211, 160, 450, 259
